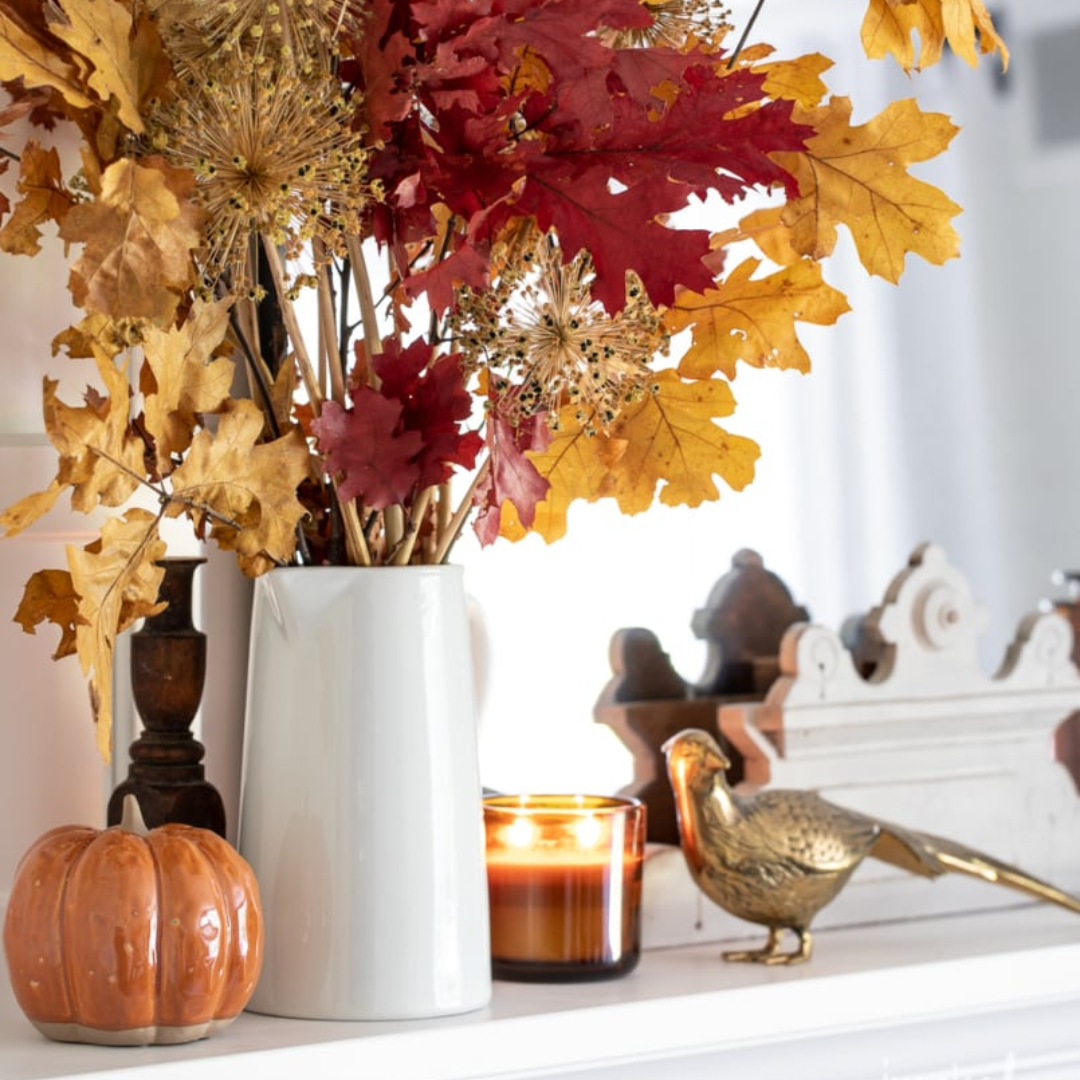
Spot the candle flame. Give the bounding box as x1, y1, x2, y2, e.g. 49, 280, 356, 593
506, 815, 537, 848
574, 814, 602, 849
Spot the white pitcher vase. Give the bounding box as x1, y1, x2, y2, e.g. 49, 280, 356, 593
237, 565, 492, 1020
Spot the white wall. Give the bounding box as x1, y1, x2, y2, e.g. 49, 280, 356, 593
465, 0, 1080, 794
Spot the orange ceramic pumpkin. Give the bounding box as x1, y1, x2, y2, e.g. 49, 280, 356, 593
3, 796, 264, 1045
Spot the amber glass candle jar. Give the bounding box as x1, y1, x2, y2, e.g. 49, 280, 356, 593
483, 795, 646, 982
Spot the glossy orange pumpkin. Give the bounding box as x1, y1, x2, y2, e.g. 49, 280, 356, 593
3, 796, 263, 1045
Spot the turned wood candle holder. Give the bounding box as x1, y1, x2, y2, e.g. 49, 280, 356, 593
107, 557, 226, 837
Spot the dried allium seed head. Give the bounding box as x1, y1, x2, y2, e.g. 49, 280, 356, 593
149, 52, 371, 288
452, 228, 668, 433
146, 0, 366, 74
599, 0, 731, 50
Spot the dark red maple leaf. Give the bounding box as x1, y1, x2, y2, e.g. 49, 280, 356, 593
472, 414, 551, 546
312, 393, 423, 510
373, 337, 483, 490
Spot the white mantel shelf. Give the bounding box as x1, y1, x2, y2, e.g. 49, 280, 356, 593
4, 905, 1080, 1080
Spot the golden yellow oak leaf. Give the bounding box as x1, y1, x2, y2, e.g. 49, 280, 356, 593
503, 370, 759, 542
742, 96, 961, 283
498, 422, 624, 544
0, 477, 64, 538
861, 0, 1008, 73
0, 140, 76, 255
44, 0, 147, 134
141, 298, 236, 472
605, 370, 759, 512
756, 52, 832, 110
68, 508, 167, 761
665, 257, 851, 379
2, 346, 145, 538
61, 157, 206, 325
49, 350, 145, 513
13, 567, 80, 660
0, 7, 94, 111
167, 400, 310, 575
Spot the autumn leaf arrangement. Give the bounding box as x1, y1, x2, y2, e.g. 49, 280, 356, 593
0, 0, 1006, 757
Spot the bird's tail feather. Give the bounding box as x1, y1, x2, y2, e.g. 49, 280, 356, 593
870, 821, 1080, 915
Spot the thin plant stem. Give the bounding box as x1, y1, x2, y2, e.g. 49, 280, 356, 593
313, 239, 346, 405
390, 486, 434, 565
227, 306, 281, 439
437, 481, 452, 538
344, 234, 383, 387
433, 458, 491, 564
260, 238, 325, 408
343, 234, 405, 552
384, 504, 404, 554
260, 235, 372, 567
727, 0, 767, 68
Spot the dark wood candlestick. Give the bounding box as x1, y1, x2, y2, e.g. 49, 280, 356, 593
107, 557, 226, 836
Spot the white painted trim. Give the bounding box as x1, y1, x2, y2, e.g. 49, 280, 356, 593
2, 906, 1079, 1079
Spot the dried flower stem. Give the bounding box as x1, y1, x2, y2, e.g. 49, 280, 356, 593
260, 239, 323, 404
260, 235, 371, 567
390, 485, 434, 565
344, 234, 405, 552
315, 256, 346, 404
433, 458, 491, 564
345, 235, 382, 387
438, 481, 452, 537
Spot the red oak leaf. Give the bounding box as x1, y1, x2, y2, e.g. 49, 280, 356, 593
361, 1, 810, 313
472, 414, 551, 546
312, 393, 422, 510
343, 0, 414, 143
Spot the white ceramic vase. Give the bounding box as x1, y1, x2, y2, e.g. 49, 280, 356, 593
237, 565, 492, 1020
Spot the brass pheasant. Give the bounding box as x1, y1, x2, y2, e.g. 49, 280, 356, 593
663, 728, 1080, 965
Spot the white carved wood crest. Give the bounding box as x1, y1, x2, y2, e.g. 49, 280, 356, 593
642, 543, 1080, 949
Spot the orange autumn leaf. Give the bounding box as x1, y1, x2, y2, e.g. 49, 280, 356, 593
0, 140, 76, 255
665, 257, 851, 380
742, 96, 961, 284
60, 157, 206, 325
67, 508, 167, 761
861, 0, 1008, 73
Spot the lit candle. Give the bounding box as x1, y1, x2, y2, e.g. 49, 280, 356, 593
483, 795, 645, 982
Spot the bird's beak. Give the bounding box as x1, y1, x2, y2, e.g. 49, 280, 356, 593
706, 744, 731, 771
662, 730, 731, 772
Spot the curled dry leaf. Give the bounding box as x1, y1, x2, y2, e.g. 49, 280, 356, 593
68, 509, 167, 762
861, 0, 1008, 74
60, 157, 206, 325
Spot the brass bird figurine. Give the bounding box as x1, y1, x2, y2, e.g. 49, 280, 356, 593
663, 728, 1080, 965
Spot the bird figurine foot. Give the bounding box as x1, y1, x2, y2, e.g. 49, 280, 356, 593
663, 728, 1080, 965
723, 926, 812, 965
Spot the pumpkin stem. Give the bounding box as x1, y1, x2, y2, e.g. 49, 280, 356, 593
120, 794, 151, 837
